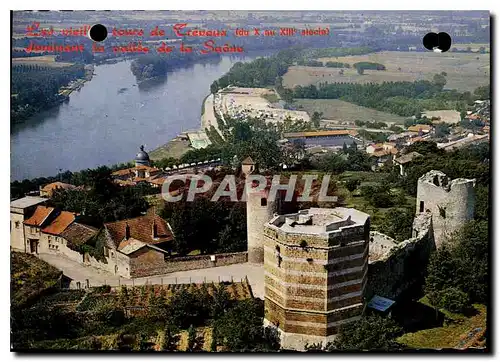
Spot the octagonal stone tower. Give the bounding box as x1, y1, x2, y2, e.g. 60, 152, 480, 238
416, 170, 475, 248
263, 207, 370, 351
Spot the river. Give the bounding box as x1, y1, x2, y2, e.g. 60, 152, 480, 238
11, 54, 261, 181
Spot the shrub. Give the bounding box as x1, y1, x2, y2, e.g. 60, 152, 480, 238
437, 287, 471, 314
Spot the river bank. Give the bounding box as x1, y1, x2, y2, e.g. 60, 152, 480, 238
12, 55, 260, 181
149, 92, 216, 162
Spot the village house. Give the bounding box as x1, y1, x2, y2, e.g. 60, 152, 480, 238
10, 196, 48, 252
365, 143, 398, 169
39, 181, 77, 197
394, 151, 423, 176
17, 203, 99, 265
100, 213, 175, 278
407, 124, 433, 134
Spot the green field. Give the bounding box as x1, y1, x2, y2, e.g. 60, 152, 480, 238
284, 51, 490, 93
149, 138, 192, 161
294, 98, 406, 124
12, 55, 74, 68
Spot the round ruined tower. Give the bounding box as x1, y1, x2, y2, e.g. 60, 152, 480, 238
246, 185, 278, 264
416, 170, 475, 247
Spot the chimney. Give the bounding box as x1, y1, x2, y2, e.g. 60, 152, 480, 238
125, 222, 130, 240
152, 219, 158, 239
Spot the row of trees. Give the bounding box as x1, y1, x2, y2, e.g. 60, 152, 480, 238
353, 61, 386, 71
291, 75, 479, 117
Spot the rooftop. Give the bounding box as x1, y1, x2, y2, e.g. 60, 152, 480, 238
10, 196, 47, 209
60, 222, 98, 246
104, 213, 174, 248
394, 151, 423, 165
40, 182, 76, 193
42, 211, 77, 235
24, 206, 55, 227
268, 207, 369, 235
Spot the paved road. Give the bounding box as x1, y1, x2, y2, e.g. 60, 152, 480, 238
38, 253, 265, 299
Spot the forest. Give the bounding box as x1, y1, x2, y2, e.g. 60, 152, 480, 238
11, 63, 85, 123
210, 47, 375, 93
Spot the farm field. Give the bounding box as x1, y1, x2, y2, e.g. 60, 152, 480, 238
12, 55, 74, 67
283, 51, 490, 92
294, 98, 407, 124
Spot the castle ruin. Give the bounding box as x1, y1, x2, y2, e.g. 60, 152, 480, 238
416, 170, 475, 247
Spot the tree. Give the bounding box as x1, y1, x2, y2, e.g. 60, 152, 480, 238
345, 178, 360, 192
162, 324, 180, 351
437, 287, 471, 314
210, 80, 219, 94
435, 123, 450, 138
187, 324, 198, 352
433, 73, 447, 90
380, 208, 414, 241
211, 324, 218, 352
474, 85, 490, 100
311, 111, 323, 128
328, 315, 403, 351
425, 220, 489, 305
215, 299, 278, 352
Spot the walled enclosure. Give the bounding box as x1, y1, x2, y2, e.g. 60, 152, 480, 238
263, 207, 370, 351
416, 170, 475, 248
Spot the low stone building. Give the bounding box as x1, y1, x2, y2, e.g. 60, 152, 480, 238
10, 196, 48, 252
101, 213, 175, 278
263, 207, 370, 351
19, 204, 98, 263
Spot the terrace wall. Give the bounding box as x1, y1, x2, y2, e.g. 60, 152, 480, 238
130, 251, 248, 278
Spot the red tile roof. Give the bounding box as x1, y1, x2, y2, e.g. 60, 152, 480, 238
104, 214, 173, 248
42, 211, 76, 235
112, 168, 134, 177
24, 206, 55, 227
60, 222, 98, 246
40, 182, 76, 194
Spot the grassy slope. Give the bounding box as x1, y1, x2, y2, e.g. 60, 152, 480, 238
397, 297, 487, 349
11, 251, 62, 309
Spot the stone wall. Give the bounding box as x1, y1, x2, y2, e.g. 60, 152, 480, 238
416, 170, 475, 247
10, 213, 25, 251
366, 212, 435, 301
130, 251, 248, 278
